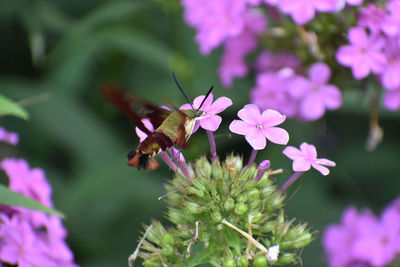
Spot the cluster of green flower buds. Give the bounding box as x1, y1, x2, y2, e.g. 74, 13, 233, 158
132, 155, 313, 266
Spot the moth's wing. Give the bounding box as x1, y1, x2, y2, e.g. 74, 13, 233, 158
102, 84, 171, 134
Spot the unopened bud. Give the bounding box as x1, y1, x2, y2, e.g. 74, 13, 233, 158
162, 233, 175, 245
224, 198, 235, 212
144, 260, 162, 267
234, 203, 248, 215
223, 257, 236, 267
275, 253, 296, 265
162, 245, 174, 256
237, 256, 248, 267
253, 255, 267, 267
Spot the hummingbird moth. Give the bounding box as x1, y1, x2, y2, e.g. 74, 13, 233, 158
102, 74, 213, 171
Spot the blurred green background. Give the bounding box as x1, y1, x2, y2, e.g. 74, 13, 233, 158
1, 0, 400, 266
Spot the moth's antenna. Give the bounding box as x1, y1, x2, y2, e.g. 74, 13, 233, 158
197, 85, 214, 110
173, 72, 193, 109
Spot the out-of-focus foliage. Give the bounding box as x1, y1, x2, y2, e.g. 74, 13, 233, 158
1, 0, 400, 266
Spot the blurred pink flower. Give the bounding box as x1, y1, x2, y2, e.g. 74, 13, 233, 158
336, 27, 386, 79
229, 104, 289, 150
254, 51, 301, 73
251, 70, 299, 118
323, 207, 378, 267
288, 62, 342, 120
279, 0, 338, 25
381, 38, 400, 90
182, 0, 247, 54
383, 87, 400, 110
358, 4, 386, 33
283, 142, 336, 175
0, 215, 49, 267
382, 0, 400, 37
219, 10, 267, 87
135, 119, 154, 142
181, 93, 232, 132
0, 127, 18, 146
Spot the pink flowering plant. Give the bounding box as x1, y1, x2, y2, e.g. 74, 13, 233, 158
127, 92, 341, 267
0, 96, 78, 266
178, 0, 400, 152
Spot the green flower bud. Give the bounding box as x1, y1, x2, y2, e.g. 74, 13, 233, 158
249, 200, 262, 210
167, 192, 183, 205
275, 253, 296, 265
144, 260, 162, 267
253, 255, 267, 267
237, 194, 248, 203
225, 155, 243, 173
188, 187, 205, 198
248, 188, 260, 201
168, 209, 186, 225
162, 233, 175, 245
186, 202, 203, 214
234, 203, 248, 215
211, 211, 223, 223
196, 157, 212, 178
212, 162, 223, 180
256, 174, 270, 188
240, 166, 257, 181
237, 256, 248, 267
223, 257, 236, 267
162, 245, 174, 256
251, 212, 264, 224
260, 186, 275, 198
224, 198, 235, 212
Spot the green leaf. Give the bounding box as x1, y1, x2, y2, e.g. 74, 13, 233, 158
0, 184, 64, 218
0, 94, 29, 120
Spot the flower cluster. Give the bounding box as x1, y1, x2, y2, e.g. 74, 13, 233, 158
130, 94, 336, 266
181, 0, 400, 122
323, 197, 400, 267
337, 0, 400, 110
0, 130, 77, 267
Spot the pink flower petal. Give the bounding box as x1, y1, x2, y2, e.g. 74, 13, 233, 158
316, 158, 336, 166
261, 109, 286, 127
180, 103, 192, 110
348, 27, 368, 47
321, 85, 343, 110
262, 126, 289, 145
300, 93, 325, 120
207, 97, 233, 114
352, 56, 370, 79
311, 162, 331, 175
300, 142, 317, 158
283, 146, 302, 160
237, 104, 261, 124
245, 127, 266, 150
293, 158, 311, 172
193, 93, 214, 110
336, 46, 360, 66
288, 76, 312, 98
229, 120, 253, 135
309, 62, 331, 85
199, 115, 222, 131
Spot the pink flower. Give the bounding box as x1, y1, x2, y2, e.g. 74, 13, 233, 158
288, 62, 342, 121
251, 70, 299, 118
279, 0, 338, 25
229, 104, 289, 150
336, 27, 386, 79
358, 4, 386, 33
383, 87, 400, 110
381, 38, 400, 90
181, 93, 232, 132
0, 215, 49, 267
219, 10, 267, 87
182, 0, 247, 54
0, 127, 18, 146
323, 207, 378, 267
0, 159, 52, 208
254, 51, 301, 73
382, 0, 400, 37
283, 142, 336, 175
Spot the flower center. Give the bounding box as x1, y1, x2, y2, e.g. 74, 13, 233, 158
256, 124, 263, 130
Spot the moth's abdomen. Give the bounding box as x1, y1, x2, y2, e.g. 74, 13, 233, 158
138, 131, 174, 155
